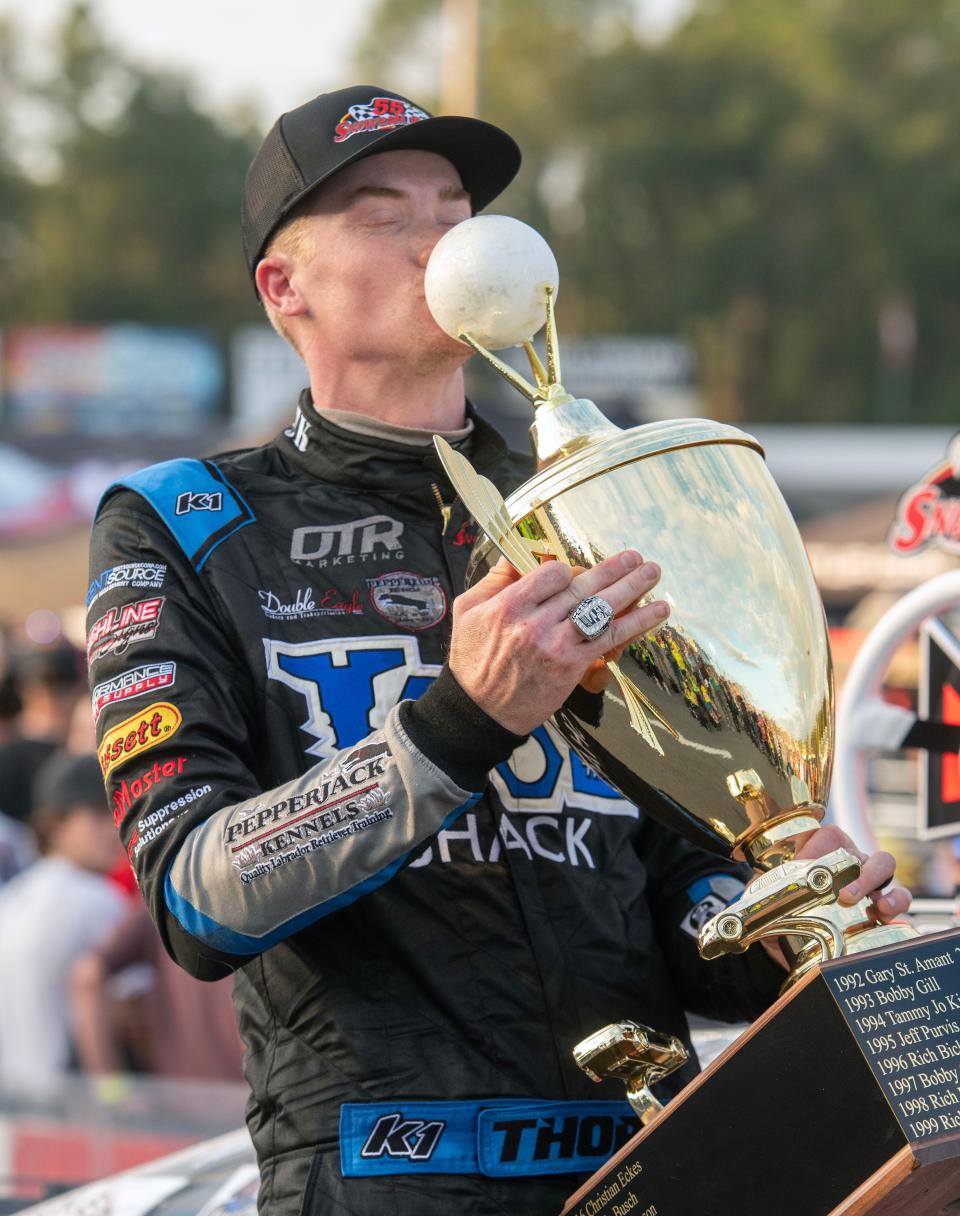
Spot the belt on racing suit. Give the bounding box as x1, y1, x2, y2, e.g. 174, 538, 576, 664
340, 1099, 642, 1177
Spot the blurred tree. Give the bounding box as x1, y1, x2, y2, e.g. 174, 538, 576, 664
0, 3, 261, 333
358, 0, 960, 424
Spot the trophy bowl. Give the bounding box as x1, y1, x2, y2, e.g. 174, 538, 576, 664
465, 417, 834, 863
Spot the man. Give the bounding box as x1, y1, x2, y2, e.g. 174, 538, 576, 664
88, 85, 909, 1215
0, 752, 127, 1091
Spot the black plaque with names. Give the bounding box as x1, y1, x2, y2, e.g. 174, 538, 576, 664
562, 929, 960, 1216
822, 929, 960, 1164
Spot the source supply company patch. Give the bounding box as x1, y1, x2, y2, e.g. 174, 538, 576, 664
367, 571, 447, 631
87, 562, 166, 608
98, 701, 182, 778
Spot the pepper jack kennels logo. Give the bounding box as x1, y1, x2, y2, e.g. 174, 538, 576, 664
367, 571, 447, 631
98, 701, 182, 779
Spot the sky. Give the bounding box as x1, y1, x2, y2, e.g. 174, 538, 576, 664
1, 0, 378, 125
0, 0, 690, 129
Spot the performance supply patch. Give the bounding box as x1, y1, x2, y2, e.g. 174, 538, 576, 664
98, 701, 182, 779
92, 661, 176, 722
340, 1099, 641, 1177
367, 571, 447, 631
87, 597, 165, 664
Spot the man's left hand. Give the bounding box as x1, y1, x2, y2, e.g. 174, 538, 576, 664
760, 823, 912, 969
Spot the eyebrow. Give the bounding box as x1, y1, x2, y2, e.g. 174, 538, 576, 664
345, 185, 470, 204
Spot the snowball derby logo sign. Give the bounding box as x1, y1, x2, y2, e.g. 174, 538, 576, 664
333, 96, 429, 143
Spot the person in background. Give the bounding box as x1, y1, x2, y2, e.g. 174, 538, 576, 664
0, 639, 84, 823
0, 752, 127, 1091
71, 900, 244, 1081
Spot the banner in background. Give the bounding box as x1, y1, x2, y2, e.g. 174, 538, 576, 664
1, 325, 223, 435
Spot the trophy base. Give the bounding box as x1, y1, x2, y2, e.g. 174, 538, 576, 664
563, 929, 960, 1216
783, 904, 919, 991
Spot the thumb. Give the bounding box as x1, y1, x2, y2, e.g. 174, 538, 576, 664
456, 556, 521, 613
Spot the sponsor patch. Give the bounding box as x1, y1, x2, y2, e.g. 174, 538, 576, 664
98, 701, 182, 778
111, 754, 187, 823
175, 490, 223, 515
225, 752, 389, 846
290, 515, 404, 567
87, 562, 167, 608
130, 783, 212, 859
367, 571, 447, 631
258, 587, 363, 621
92, 661, 176, 722
333, 96, 429, 143
888, 433, 960, 556
680, 873, 745, 939
284, 406, 312, 453
87, 596, 165, 664
452, 522, 479, 548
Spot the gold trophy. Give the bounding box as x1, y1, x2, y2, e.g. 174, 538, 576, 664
572, 1022, 688, 1126
425, 215, 916, 990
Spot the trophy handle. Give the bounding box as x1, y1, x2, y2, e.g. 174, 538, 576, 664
433, 437, 668, 751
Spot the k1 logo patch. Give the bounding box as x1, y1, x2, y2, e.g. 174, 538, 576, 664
367, 571, 447, 631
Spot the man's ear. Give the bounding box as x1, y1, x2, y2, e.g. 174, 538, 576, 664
256, 254, 308, 317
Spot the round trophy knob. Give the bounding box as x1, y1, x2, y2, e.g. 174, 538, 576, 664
424, 214, 559, 350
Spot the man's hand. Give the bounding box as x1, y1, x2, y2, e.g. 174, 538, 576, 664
448, 550, 668, 736
759, 823, 913, 969
795, 822, 912, 924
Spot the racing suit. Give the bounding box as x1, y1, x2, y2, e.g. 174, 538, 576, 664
87, 396, 785, 1216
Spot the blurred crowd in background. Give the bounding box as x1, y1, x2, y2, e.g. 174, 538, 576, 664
0, 629, 243, 1096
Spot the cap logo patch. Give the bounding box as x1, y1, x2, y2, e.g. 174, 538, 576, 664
334, 96, 429, 143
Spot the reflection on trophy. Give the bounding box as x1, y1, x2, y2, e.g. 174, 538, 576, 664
425, 214, 917, 990
572, 1022, 688, 1127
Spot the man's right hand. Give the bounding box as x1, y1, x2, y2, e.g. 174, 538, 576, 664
448, 550, 668, 736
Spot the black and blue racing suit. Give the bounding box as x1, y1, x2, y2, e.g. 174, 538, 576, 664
87, 395, 784, 1216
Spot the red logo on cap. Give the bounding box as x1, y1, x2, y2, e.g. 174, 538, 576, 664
334, 96, 429, 143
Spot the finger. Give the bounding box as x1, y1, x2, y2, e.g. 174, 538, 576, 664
869, 885, 912, 921
587, 598, 670, 654
793, 823, 860, 862
579, 658, 614, 694
455, 556, 523, 614
838, 850, 897, 906
562, 553, 661, 621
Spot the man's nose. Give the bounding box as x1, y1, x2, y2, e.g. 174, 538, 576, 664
416, 222, 448, 268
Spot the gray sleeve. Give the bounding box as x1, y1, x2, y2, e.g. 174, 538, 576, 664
163, 704, 480, 957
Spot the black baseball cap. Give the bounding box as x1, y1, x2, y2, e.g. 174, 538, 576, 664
241, 84, 521, 287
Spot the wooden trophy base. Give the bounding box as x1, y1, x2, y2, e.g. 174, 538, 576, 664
562, 930, 960, 1216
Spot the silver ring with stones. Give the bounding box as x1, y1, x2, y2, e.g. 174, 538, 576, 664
568, 595, 614, 641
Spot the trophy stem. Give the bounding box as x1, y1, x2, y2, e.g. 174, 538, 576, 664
456, 330, 541, 403
544, 284, 561, 387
